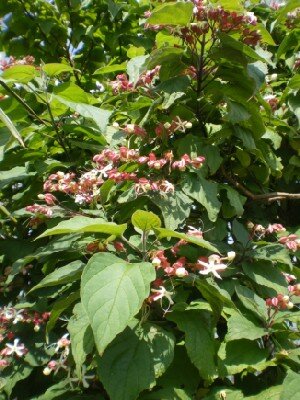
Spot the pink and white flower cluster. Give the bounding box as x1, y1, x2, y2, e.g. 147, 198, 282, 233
145, 1, 261, 46
110, 66, 160, 94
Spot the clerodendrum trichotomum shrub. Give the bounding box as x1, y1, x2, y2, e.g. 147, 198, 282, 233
0, 0, 299, 399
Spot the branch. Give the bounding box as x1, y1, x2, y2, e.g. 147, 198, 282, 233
221, 166, 300, 202
0, 80, 49, 126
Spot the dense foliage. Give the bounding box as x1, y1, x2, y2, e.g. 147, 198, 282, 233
0, 0, 300, 399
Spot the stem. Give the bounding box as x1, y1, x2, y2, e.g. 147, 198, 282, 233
0, 80, 49, 126
45, 90, 71, 160
142, 231, 148, 260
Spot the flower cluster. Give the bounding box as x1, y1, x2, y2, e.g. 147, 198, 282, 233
266, 294, 293, 310
145, 1, 261, 46
278, 234, 300, 252
0, 55, 35, 71
0, 307, 50, 369
0, 306, 50, 332
43, 333, 70, 376
110, 66, 160, 94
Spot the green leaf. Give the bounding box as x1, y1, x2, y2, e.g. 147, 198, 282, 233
147, 2, 193, 26
47, 291, 80, 334
93, 63, 127, 76
222, 186, 246, 217
249, 244, 292, 267
98, 324, 154, 400
140, 388, 193, 400
225, 311, 266, 342
277, 30, 300, 60
42, 63, 73, 76
246, 385, 282, 400
280, 370, 300, 400
210, 0, 244, 12
182, 174, 221, 222
168, 310, 216, 380
1, 364, 33, 396
53, 82, 96, 104
203, 387, 244, 400
196, 278, 235, 324
31, 381, 70, 400
127, 55, 148, 84
36, 216, 127, 239
235, 285, 267, 321
0, 107, 25, 147
242, 261, 288, 294
67, 303, 94, 378
155, 227, 219, 253
288, 74, 300, 90
81, 253, 155, 354
1, 65, 37, 82
149, 191, 193, 230
219, 33, 265, 61
218, 339, 269, 376
29, 260, 84, 292
53, 95, 112, 133
131, 210, 161, 232
141, 322, 175, 379
226, 101, 251, 123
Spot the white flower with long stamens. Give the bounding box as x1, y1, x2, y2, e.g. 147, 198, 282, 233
55, 333, 70, 353
197, 255, 228, 279
5, 339, 26, 357
151, 286, 174, 305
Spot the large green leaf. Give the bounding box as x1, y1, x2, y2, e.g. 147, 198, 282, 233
42, 63, 73, 76
98, 324, 154, 400
218, 339, 269, 376
36, 216, 127, 239
98, 321, 174, 400
168, 310, 216, 380
0, 107, 25, 147
131, 210, 161, 232
210, 0, 244, 11
242, 261, 288, 294
1, 65, 37, 82
225, 311, 266, 342
81, 253, 155, 354
150, 191, 193, 230
222, 186, 246, 217
53, 95, 112, 132
67, 303, 94, 378
147, 2, 193, 26
280, 370, 300, 400
249, 244, 292, 267
46, 291, 80, 334
245, 385, 282, 400
141, 322, 175, 380
93, 63, 127, 76
182, 174, 221, 222
235, 285, 267, 321
219, 34, 265, 61
155, 227, 218, 253
30, 260, 85, 292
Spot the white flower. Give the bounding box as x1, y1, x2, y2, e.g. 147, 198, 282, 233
175, 267, 188, 278
98, 163, 113, 179
74, 194, 86, 204
151, 286, 174, 305
5, 339, 26, 357
55, 333, 70, 353
152, 257, 161, 267
197, 255, 228, 279
227, 251, 236, 262
246, 11, 257, 25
